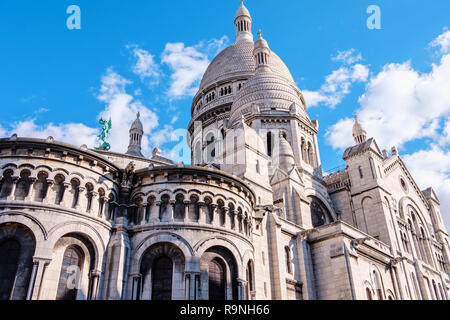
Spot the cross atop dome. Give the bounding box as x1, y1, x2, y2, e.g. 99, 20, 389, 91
258, 29, 262, 38
235, 0, 253, 43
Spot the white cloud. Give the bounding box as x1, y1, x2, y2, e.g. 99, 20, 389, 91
97, 67, 132, 103
332, 49, 363, 65
324, 117, 355, 150
403, 146, 450, 230
431, 29, 450, 54
439, 117, 450, 146
171, 116, 179, 124
304, 64, 369, 108
128, 45, 160, 83
97, 69, 159, 156
161, 43, 210, 99
161, 36, 229, 99
10, 120, 98, 148
327, 53, 450, 150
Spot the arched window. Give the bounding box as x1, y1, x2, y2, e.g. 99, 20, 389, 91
209, 259, 225, 300
70, 179, 80, 209
359, 166, 364, 179
159, 195, 170, 222
107, 194, 115, 221
0, 239, 21, 300
300, 139, 306, 162
0, 170, 14, 199
33, 172, 49, 202
98, 188, 105, 218
56, 246, 83, 300
174, 194, 185, 221
188, 195, 200, 222
53, 175, 65, 205
285, 246, 292, 274
217, 200, 225, 226
85, 183, 94, 212
152, 256, 173, 300
15, 170, 31, 200
309, 197, 331, 228
307, 142, 314, 166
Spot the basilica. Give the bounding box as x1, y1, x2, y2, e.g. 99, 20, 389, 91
0, 1, 448, 300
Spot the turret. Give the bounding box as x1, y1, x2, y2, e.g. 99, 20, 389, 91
235, 0, 253, 43
126, 112, 144, 157
353, 115, 367, 145
253, 30, 271, 72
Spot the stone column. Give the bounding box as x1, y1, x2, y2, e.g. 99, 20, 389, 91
130, 274, 142, 300
59, 182, 71, 207
198, 202, 206, 224
89, 270, 102, 300
168, 200, 175, 223
98, 196, 108, 218
6, 176, 19, 201
184, 272, 200, 300
90, 191, 99, 215
229, 210, 236, 231
150, 202, 160, 223
140, 203, 148, 225
23, 177, 37, 202
237, 278, 248, 300
183, 200, 190, 223
212, 205, 220, 227
43, 179, 55, 205
223, 208, 230, 229
75, 186, 86, 210
237, 213, 243, 234
27, 257, 51, 300
102, 226, 131, 300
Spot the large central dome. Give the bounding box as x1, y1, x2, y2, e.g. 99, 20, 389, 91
199, 40, 295, 92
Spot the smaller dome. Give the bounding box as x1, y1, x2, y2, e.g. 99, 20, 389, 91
130, 112, 143, 133
254, 30, 269, 51
229, 69, 308, 125
235, 0, 251, 20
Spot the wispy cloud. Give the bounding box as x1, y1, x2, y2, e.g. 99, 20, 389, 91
430, 28, 450, 55
128, 45, 160, 84
303, 63, 369, 108
332, 49, 363, 65
161, 36, 229, 100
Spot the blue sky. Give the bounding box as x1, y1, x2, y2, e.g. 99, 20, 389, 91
1, 0, 450, 226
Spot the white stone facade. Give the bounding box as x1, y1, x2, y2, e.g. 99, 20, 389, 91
0, 1, 448, 301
